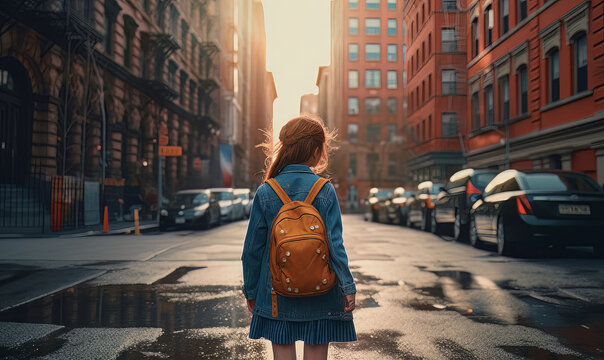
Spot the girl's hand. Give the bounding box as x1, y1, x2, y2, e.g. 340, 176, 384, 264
246, 299, 256, 313
343, 293, 356, 312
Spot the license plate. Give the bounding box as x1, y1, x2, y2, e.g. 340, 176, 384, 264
175, 218, 186, 224
559, 204, 590, 215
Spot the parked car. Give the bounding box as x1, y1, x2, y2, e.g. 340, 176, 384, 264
376, 187, 416, 224
432, 169, 497, 238
363, 188, 394, 222
234, 188, 253, 218
469, 170, 604, 256
210, 188, 244, 222
159, 189, 220, 230
406, 181, 445, 231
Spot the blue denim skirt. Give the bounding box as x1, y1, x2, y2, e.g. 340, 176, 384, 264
249, 315, 357, 345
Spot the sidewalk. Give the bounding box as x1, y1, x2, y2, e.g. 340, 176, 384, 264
0, 220, 158, 239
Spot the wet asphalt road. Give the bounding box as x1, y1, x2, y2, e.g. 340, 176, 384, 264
0, 215, 603, 359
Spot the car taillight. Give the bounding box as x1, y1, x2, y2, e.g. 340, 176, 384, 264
372, 204, 378, 210
516, 195, 533, 215
426, 198, 434, 209
466, 181, 481, 197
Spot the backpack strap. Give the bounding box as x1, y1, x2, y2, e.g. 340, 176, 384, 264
304, 178, 329, 204
265, 178, 292, 204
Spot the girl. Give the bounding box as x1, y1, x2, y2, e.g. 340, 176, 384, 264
241, 116, 357, 360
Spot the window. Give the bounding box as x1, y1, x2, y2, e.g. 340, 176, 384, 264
387, 71, 397, 89
388, 0, 396, 10
387, 98, 397, 113
365, 70, 381, 88
518, 0, 527, 22
500, 0, 509, 35
365, 97, 381, 114
428, 74, 432, 96
349, 0, 358, 9
472, 92, 480, 130
170, 4, 179, 38
402, 44, 407, 61
499, 76, 509, 123
349, 43, 359, 61
387, 44, 397, 61
388, 19, 397, 36
428, 33, 432, 54
442, 113, 457, 137
471, 18, 479, 57
484, 5, 493, 46
349, 18, 359, 35
422, 41, 425, 62
143, 0, 149, 12
518, 65, 528, 114
388, 124, 396, 142
348, 124, 359, 142
367, 124, 381, 142
441, 28, 456, 52
402, 20, 407, 37
179, 71, 188, 104
485, 85, 494, 125
366, 0, 380, 10
189, 81, 196, 112
442, 0, 457, 10
168, 61, 177, 88
348, 70, 359, 88
441, 70, 456, 94
366, 153, 379, 174
403, 71, 407, 88
349, 154, 357, 175
388, 154, 397, 176
181, 21, 189, 54
574, 33, 588, 93
123, 15, 137, 68
348, 97, 359, 115
366, 18, 380, 34
548, 49, 560, 102
365, 44, 380, 61
104, 1, 119, 54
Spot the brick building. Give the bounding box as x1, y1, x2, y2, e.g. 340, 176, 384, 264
320, 0, 408, 211
464, 0, 604, 184
402, 0, 467, 183
0, 0, 271, 231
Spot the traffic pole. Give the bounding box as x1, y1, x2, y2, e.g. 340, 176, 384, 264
134, 209, 140, 235
103, 206, 109, 233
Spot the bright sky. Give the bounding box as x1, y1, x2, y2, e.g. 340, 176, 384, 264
263, 0, 331, 137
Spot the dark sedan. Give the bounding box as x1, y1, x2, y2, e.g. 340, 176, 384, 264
363, 188, 394, 222
160, 190, 221, 230
433, 169, 497, 238
469, 170, 604, 256
406, 181, 445, 231
376, 187, 416, 224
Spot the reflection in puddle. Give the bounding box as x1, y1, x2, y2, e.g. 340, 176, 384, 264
0, 284, 249, 331
332, 330, 422, 360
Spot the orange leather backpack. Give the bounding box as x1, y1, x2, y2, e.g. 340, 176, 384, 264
265, 177, 338, 317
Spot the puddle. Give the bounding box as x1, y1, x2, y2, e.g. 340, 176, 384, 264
501, 346, 585, 360
434, 338, 478, 360
0, 329, 68, 359
0, 284, 250, 331
117, 329, 266, 360
431, 271, 474, 289
332, 330, 423, 360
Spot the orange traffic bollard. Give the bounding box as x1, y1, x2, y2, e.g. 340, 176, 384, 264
103, 206, 109, 233
134, 209, 140, 235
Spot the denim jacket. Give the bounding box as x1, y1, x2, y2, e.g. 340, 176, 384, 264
241, 164, 356, 321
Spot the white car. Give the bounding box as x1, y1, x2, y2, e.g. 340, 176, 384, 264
234, 189, 253, 218
209, 188, 244, 222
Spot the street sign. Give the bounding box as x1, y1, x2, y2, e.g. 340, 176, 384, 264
159, 146, 182, 157
159, 135, 169, 146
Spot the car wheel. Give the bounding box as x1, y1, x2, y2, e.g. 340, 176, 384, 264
421, 211, 430, 232
405, 214, 413, 228
159, 226, 167, 232
430, 214, 438, 234
469, 216, 481, 248
497, 217, 516, 257
454, 212, 468, 242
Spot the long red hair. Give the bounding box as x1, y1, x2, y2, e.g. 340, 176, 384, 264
258, 115, 336, 181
